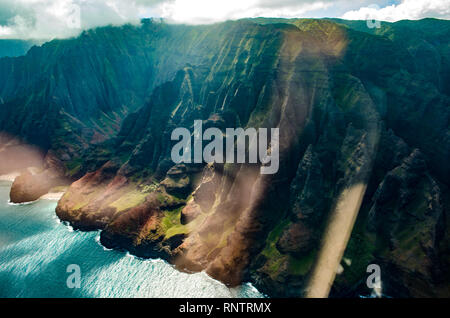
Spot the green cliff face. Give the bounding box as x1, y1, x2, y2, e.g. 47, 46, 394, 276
1, 18, 449, 297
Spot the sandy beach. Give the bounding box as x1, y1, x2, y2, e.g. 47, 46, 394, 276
39, 192, 65, 201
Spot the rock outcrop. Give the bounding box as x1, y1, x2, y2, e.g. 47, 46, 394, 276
9, 151, 68, 203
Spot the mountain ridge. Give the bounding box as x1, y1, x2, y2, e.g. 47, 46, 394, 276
1, 18, 449, 297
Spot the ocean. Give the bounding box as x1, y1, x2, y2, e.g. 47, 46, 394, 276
0, 181, 263, 298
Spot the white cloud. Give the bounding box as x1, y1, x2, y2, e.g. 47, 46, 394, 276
0, 25, 12, 36
159, 0, 331, 24
342, 0, 450, 22
0, 0, 160, 39
0, 0, 448, 40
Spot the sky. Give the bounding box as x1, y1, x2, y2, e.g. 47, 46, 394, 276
0, 0, 449, 40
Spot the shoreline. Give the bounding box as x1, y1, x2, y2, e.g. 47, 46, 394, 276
40, 192, 65, 201
1, 177, 263, 297
1, 176, 65, 202
7, 191, 65, 205
0, 172, 20, 182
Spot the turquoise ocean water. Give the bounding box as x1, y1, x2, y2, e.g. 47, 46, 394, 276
0, 181, 263, 298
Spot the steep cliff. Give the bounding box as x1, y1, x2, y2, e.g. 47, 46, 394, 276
1, 18, 449, 297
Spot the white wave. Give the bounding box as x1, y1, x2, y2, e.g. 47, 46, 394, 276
0, 185, 264, 298
7, 199, 36, 206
